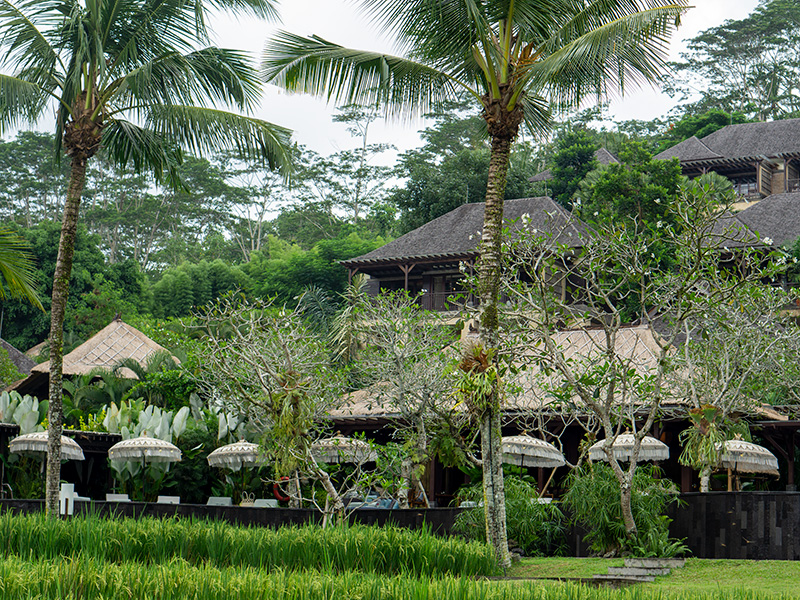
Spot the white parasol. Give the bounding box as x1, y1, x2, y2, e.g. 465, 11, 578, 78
207, 440, 263, 471
502, 435, 565, 468
589, 433, 669, 463
10, 432, 85, 461
311, 435, 376, 464
719, 438, 779, 475
108, 434, 181, 463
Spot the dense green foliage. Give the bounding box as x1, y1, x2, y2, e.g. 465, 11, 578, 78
390, 105, 543, 233
575, 142, 684, 228
548, 130, 599, 209
563, 464, 686, 558
454, 476, 567, 557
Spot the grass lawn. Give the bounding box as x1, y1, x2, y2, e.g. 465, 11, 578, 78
509, 557, 800, 597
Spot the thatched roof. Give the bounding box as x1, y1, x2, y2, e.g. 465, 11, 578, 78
656, 118, 800, 163
655, 136, 721, 162
507, 325, 675, 413
0, 338, 36, 376
735, 192, 800, 247
331, 326, 685, 423
342, 197, 589, 268
703, 211, 761, 249
529, 148, 619, 182
30, 318, 175, 378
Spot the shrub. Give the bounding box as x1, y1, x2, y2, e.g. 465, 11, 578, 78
454, 475, 567, 556
563, 463, 687, 557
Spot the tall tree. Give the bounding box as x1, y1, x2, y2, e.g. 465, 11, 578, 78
667, 0, 800, 120
0, 0, 291, 516
264, 0, 688, 566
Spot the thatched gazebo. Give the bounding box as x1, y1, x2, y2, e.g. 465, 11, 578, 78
7, 318, 177, 399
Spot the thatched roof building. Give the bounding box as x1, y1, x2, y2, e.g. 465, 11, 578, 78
735, 191, 800, 247
8, 318, 175, 398
342, 196, 589, 274
0, 338, 36, 386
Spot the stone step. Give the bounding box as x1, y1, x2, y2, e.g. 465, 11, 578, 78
607, 567, 671, 577
592, 574, 656, 583
625, 558, 686, 569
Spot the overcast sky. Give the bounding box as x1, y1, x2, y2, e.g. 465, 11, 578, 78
210, 0, 761, 159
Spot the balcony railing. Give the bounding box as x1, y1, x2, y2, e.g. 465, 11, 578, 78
414, 291, 476, 312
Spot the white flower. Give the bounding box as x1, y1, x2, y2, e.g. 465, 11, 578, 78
593, 211, 599, 217
654, 198, 661, 204
468, 234, 473, 240
521, 212, 531, 222
656, 221, 663, 228
763, 237, 774, 246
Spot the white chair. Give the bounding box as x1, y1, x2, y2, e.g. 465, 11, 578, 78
207, 496, 233, 506
106, 493, 131, 502
253, 499, 278, 508
59, 483, 76, 516
156, 495, 180, 504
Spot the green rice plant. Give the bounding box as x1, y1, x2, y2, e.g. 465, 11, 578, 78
0, 512, 497, 577
0, 555, 796, 600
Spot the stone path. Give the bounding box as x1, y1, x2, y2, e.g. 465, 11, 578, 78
592, 558, 686, 584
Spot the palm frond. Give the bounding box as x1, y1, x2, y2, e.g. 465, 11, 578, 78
0, 74, 50, 134
0, 228, 43, 311
525, 3, 688, 106
0, 0, 64, 79
145, 105, 293, 175
112, 48, 262, 114
102, 119, 184, 188
203, 0, 280, 21
263, 32, 463, 119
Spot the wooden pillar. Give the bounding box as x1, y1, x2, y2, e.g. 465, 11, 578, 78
785, 158, 790, 193
787, 431, 796, 491
680, 464, 693, 493
399, 264, 414, 291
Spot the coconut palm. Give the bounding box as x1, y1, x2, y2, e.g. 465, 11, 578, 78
263, 0, 688, 565
0, 228, 43, 311
0, 0, 292, 516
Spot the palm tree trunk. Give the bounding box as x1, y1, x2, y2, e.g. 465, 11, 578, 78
477, 127, 515, 569
45, 154, 88, 517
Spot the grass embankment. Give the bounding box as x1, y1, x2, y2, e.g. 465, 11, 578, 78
510, 557, 800, 598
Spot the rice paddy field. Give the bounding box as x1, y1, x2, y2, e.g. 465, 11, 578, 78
0, 514, 798, 600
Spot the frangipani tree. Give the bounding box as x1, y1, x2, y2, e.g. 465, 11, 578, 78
0, 0, 292, 516
263, 0, 689, 566
504, 179, 786, 540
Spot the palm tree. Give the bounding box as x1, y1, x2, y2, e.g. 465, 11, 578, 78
0, 0, 292, 516
263, 0, 688, 566
0, 228, 43, 311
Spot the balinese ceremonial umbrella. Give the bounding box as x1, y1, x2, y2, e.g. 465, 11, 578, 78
207, 440, 263, 471
207, 440, 264, 504
108, 434, 181, 501
588, 433, 669, 463
311, 435, 376, 464
10, 432, 85, 461
502, 435, 565, 468
108, 434, 182, 464
718, 438, 779, 491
